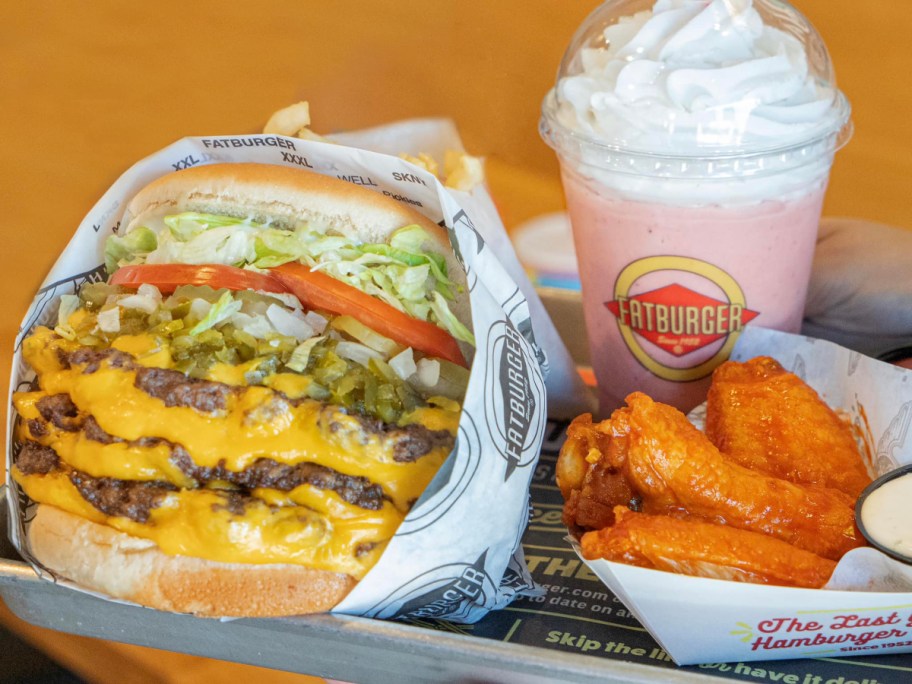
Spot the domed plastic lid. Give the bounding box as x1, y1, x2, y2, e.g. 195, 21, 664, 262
541, 0, 852, 177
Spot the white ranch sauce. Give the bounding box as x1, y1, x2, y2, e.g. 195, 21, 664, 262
861, 473, 912, 558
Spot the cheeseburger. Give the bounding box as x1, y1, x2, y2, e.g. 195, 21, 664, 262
12, 163, 473, 617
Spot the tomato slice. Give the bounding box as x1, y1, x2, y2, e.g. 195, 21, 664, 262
271, 262, 467, 367
110, 264, 286, 295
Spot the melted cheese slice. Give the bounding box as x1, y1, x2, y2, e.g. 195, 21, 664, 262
16, 391, 194, 486
14, 326, 463, 578
21, 327, 455, 511
110, 334, 173, 367
13, 467, 398, 579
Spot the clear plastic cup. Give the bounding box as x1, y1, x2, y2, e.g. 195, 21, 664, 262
540, 0, 852, 414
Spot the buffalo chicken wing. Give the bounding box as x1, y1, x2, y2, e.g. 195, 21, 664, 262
706, 356, 871, 497
581, 507, 837, 589
560, 392, 860, 560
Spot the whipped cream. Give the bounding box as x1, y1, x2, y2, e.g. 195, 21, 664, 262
542, 0, 850, 204
554, 0, 845, 154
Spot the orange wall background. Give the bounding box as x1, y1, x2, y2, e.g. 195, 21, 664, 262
3, 2, 910, 304
1, 1, 910, 681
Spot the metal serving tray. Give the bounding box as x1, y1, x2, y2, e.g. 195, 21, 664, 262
4, 290, 912, 683
0, 456, 705, 684
4, 432, 912, 684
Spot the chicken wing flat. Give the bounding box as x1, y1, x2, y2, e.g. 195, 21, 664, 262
706, 356, 871, 498
559, 393, 862, 561
581, 507, 836, 589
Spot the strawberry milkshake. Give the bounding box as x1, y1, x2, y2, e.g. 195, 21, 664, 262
540, 0, 851, 413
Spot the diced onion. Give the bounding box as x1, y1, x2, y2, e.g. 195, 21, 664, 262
117, 292, 159, 314
335, 340, 384, 368
189, 298, 212, 320
53, 325, 76, 341
256, 290, 303, 311
331, 315, 399, 356
417, 358, 440, 387
229, 312, 275, 340
266, 304, 314, 340
137, 283, 163, 302
389, 347, 417, 381
304, 311, 329, 334
411, 359, 469, 401
97, 307, 121, 333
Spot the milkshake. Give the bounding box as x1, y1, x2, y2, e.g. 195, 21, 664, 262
540, 0, 851, 413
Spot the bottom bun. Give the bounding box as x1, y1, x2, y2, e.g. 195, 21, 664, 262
28, 505, 357, 617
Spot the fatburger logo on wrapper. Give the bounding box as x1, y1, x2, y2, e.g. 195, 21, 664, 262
365, 551, 495, 622
484, 320, 547, 481
5, 131, 554, 623
606, 256, 759, 382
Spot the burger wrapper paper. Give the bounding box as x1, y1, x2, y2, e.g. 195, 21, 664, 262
574, 326, 912, 665
5, 127, 587, 622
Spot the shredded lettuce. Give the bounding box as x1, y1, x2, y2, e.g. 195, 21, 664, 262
53, 294, 81, 340
253, 231, 305, 268
189, 291, 243, 335
164, 213, 249, 240
389, 225, 452, 287
128, 213, 265, 267
252, 228, 351, 269
430, 291, 475, 346
286, 336, 325, 373
107, 212, 474, 348
395, 264, 432, 302
307, 226, 468, 344
56, 294, 80, 328
150, 225, 258, 266
105, 226, 158, 274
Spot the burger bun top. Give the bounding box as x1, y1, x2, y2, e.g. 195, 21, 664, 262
122, 162, 471, 342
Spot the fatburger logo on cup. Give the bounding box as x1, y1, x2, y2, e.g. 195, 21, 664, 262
606, 256, 760, 383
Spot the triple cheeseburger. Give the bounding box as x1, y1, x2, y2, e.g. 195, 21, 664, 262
12, 163, 473, 617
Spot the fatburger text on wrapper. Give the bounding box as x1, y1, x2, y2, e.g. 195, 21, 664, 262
6, 127, 577, 622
